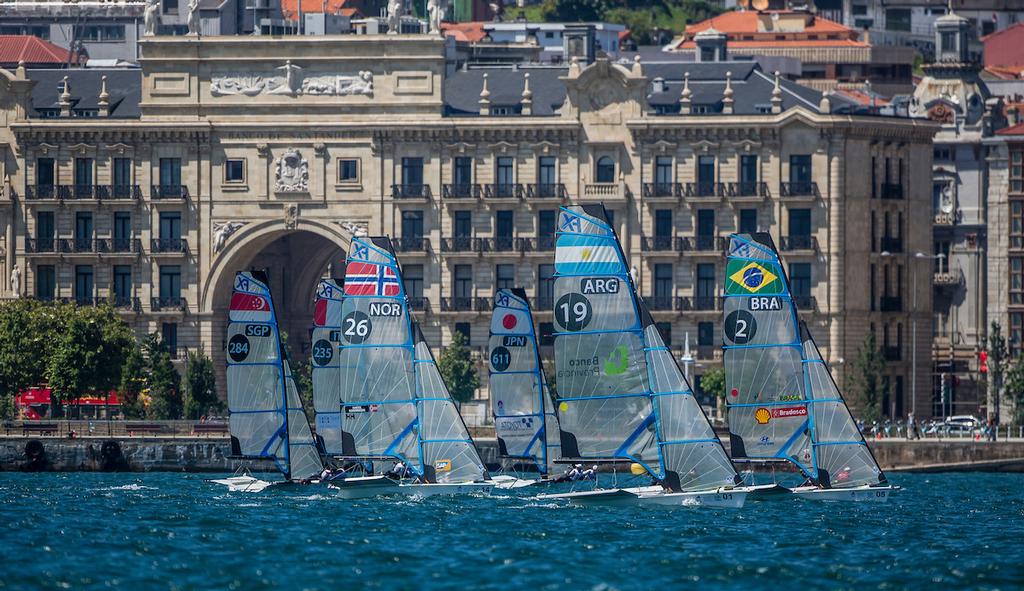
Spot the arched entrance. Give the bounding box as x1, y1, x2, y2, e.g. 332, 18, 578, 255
203, 219, 352, 392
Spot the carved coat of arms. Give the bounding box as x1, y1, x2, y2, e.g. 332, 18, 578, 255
275, 149, 308, 193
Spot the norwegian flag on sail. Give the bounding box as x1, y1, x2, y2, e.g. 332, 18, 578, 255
229, 292, 272, 322
344, 262, 401, 296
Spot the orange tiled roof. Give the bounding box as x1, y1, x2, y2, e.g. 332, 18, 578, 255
832, 88, 889, 106
985, 65, 1024, 79
997, 122, 1024, 136
440, 21, 488, 43
676, 10, 865, 49
280, 0, 362, 20
0, 35, 78, 65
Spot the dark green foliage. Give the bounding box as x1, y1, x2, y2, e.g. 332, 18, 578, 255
119, 344, 147, 419
183, 348, 221, 420
850, 332, 885, 423
987, 321, 1008, 421
144, 333, 182, 420
438, 331, 480, 406
514, 0, 723, 45
698, 367, 726, 399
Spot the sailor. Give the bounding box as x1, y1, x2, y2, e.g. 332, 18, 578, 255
385, 460, 407, 479
581, 465, 597, 480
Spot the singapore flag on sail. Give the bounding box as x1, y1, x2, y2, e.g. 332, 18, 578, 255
344, 262, 401, 296
229, 292, 272, 323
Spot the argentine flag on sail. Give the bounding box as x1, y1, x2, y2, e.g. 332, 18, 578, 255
555, 233, 621, 275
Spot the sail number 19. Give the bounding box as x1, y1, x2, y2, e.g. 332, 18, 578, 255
554, 293, 593, 332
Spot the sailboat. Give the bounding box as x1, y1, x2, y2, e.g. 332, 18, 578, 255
326, 236, 493, 498
213, 270, 324, 492
311, 278, 348, 456
488, 288, 562, 489
538, 205, 752, 507
724, 233, 897, 502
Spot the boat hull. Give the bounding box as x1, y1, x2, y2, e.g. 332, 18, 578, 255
210, 475, 275, 493
329, 475, 403, 499
491, 475, 541, 490
791, 484, 898, 502
400, 481, 495, 496
636, 487, 750, 508
537, 486, 660, 507
746, 483, 794, 500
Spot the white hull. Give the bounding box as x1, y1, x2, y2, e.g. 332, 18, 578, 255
491, 475, 541, 490
210, 475, 275, 493
791, 484, 898, 502
328, 475, 403, 499
636, 487, 751, 508
400, 481, 495, 496
537, 485, 662, 507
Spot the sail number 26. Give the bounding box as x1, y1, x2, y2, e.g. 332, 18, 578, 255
555, 293, 593, 332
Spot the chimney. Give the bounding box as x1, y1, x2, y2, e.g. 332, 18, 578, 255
520, 73, 533, 116
679, 71, 692, 115
478, 73, 491, 116
771, 70, 783, 114
1008, 105, 1019, 128
652, 76, 666, 94
722, 71, 734, 114
98, 75, 110, 117
59, 75, 71, 118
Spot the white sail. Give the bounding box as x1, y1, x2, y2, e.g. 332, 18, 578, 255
312, 278, 347, 455
227, 271, 323, 481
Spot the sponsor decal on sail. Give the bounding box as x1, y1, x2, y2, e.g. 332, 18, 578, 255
754, 407, 771, 424
603, 345, 629, 376
754, 405, 808, 424
434, 459, 452, 472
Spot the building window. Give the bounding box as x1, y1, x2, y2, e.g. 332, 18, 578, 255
697, 321, 714, 346
885, 8, 911, 31
697, 155, 715, 194
113, 157, 132, 194
0, 25, 49, 39
75, 212, 93, 250
538, 156, 556, 187
163, 0, 178, 14
538, 264, 555, 307
654, 209, 672, 238
696, 263, 716, 299
113, 265, 132, 302
495, 210, 514, 239
37, 157, 55, 188
224, 159, 245, 183
1012, 150, 1023, 194
160, 265, 181, 301
789, 208, 811, 238
35, 265, 55, 300
114, 212, 131, 245
539, 322, 554, 346
402, 210, 424, 239
739, 208, 757, 234
453, 264, 473, 298
940, 31, 957, 54
401, 157, 423, 188
454, 156, 473, 187
404, 264, 424, 299
596, 156, 615, 183
740, 155, 758, 184
75, 158, 93, 193
160, 212, 182, 240
496, 157, 515, 189
790, 263, 811, 302
453, 211, 472, 238
496, 264, 515, 290
162, 323, 178, 357
655, 322, 672, 347
1011, 312, 1024, 356
1011, 201, 1024, 249
74, 265, 93, 303
75, 24, 126, 41
454, 323, 471, 345
654, 263, 673, 298
338, 159, 359, 182
696, 209, 715, 237
654, 156, 673, 187
789, 155, 812, 184
1012, 258, 1024, 305
159, 158, 181, 189
538, 209, 556, 240
36, 211, 54, 244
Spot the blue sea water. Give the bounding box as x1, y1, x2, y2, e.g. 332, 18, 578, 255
1, 472, 1022, 590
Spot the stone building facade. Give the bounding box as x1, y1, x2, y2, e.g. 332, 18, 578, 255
0, 34, 938, 417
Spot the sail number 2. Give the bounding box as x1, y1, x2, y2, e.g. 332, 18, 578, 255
555, 293, 593, 332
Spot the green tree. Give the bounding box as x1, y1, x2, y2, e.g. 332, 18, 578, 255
1003, 356, 1024, 426
698, 367, 726, 399
145, 333, 182, 419
0, 299, 63, 417
183, 348, 221, 419
119, 343, 147, 419
850, 332, 886, 423
438, 331, 479, 406
987, 321, 1008, 423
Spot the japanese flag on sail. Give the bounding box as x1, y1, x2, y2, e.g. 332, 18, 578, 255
229, 292, 273, 323
344, 262, 401, 296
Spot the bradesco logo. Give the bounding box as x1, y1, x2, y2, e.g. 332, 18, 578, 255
754, 405, 808, 424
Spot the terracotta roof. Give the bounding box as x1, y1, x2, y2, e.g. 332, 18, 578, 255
672, 10, 865, 50
441, 21, 488, 43
985, 65, 1024, 79
0, 35, 78, 65
280, 0, 361, 20
996, 122, 1024, 136
831, 88, 889, 106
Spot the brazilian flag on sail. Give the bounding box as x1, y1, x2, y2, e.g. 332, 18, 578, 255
725, 259, 784, 296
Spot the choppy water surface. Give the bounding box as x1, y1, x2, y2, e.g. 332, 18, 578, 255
0, 472, 1022, 590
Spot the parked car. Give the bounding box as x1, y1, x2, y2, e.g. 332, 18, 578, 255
944, 415, 981, 435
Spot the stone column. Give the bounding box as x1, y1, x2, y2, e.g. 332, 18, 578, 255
828, 135, 845, 382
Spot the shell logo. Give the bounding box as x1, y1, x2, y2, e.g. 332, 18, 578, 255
754, 407, 771, 425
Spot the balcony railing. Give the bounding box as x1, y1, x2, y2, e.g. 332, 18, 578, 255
642, 182, 680, 198
879, 236, 903, 253
792, 295, 817, 310
644, 295, 676, 311
880, 183, 904, 200
883, 346, 902, 361
151, 238, 188, 254
727, 182, 770, 198
151, 185, 189, 200
99, 185, 143, 200
392, 184, 432, 200
516, 236, 555, 252
25, 238, 56, 253
780, 235, 819, 252
879, 296, 903, 312
440, 297, 489, 312
151, 296, 187, 312
96, 238, 143, 255
25, 185, 57, 200
583, 182, 621, 198
440, 237, 478, 253
527, 183, 567, 200
641, 236, 679, 252
683, 182, 722, 198
112, 296, 142, 312
393, 237, 431, 253
676, 296, 722, 311
443, 184, 481, 199
484, 183, 523, 199
680, 236, 726, 253
58, 238, 99, 253
780, 181, 819, 198
478, 237, 518, 253
407, 297, 430, 311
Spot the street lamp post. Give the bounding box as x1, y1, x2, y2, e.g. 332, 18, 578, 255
880, 250, 945, 420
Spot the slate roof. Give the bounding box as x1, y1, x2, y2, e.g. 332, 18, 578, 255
445, 67, 568, 116
27, 68, 141, 118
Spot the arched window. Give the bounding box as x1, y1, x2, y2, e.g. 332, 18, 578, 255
596, 156, 615, 183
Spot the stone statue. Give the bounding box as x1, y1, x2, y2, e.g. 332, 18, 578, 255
213, 221, 245, 253
386, 0, 404, 34
341, 221, 368, 238
488, 0, 502, 21
427, 0, 446, 33
144, 0, 161, 36
10, 263, 20, 298
269, 60, 303, 95
186, 0, 201, 36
